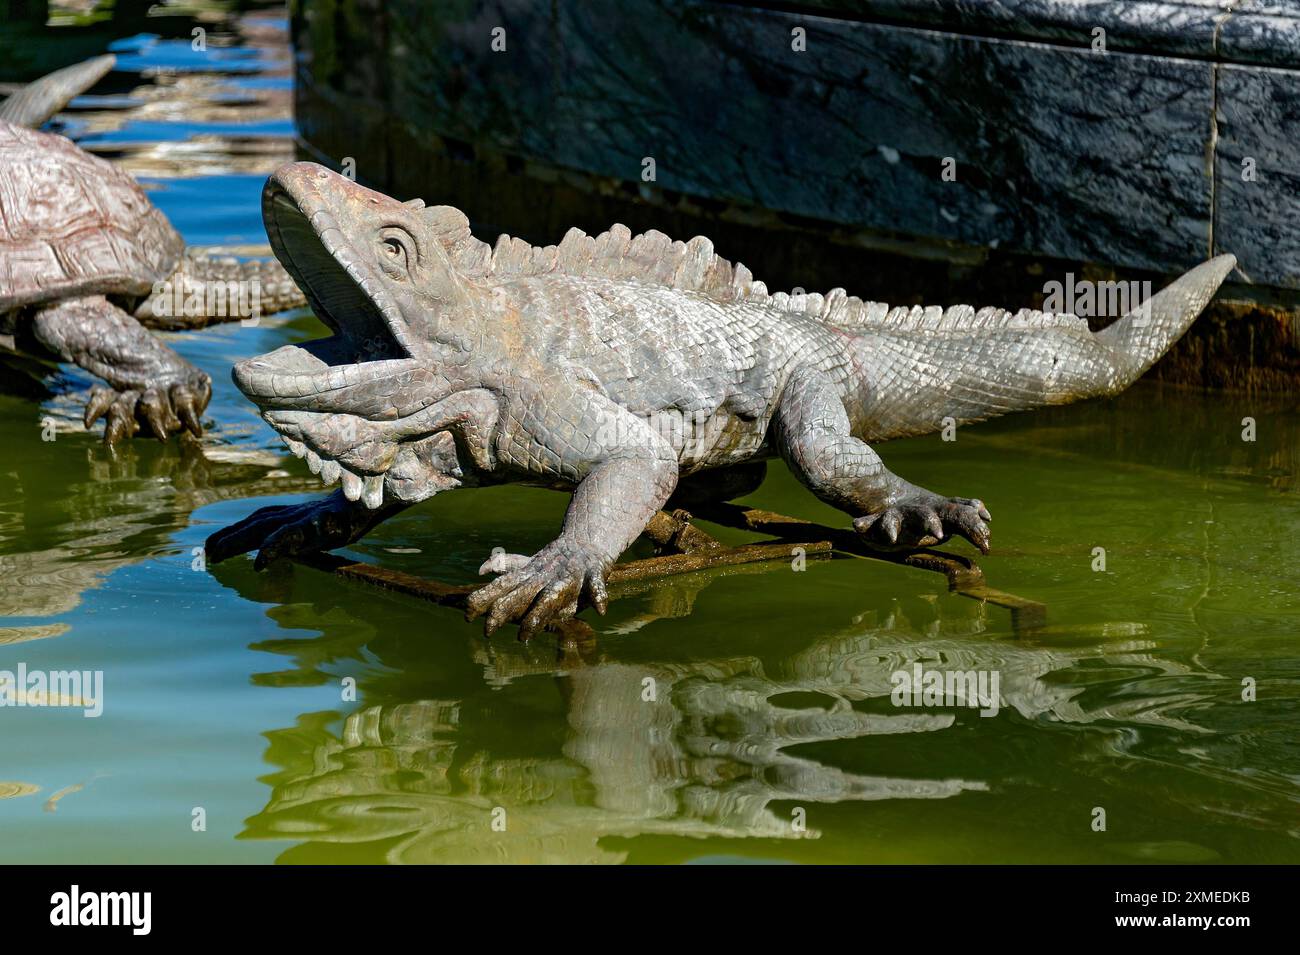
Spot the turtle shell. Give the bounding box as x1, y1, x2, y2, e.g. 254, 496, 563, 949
0, 121, 183, 312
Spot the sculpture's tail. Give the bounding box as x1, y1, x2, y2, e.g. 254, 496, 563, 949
0, 54, 116, 128
1093, 253, 1236, 388
853, 254, 1237, 441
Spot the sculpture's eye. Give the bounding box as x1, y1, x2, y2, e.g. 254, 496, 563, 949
378, 231, 411, 275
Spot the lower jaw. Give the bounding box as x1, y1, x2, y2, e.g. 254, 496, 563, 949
278, 429, 463, 509
281, 436, 388, 508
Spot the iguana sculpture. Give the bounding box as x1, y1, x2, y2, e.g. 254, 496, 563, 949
206, 162, 1235, 637
0, 56, 305, 442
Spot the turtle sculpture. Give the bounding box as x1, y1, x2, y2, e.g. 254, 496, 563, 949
0, 55, 305, 442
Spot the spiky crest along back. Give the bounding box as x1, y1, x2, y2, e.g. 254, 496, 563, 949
418, 205, 1090, 336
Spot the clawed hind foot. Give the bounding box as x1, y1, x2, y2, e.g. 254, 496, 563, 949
855, 494, 992, 554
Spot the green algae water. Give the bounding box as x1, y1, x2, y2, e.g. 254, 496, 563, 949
1, 8, 1298, 865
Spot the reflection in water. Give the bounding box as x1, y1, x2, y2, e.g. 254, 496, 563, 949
244, 616, 971, 862
0, 782, 41, 799
0, 410, 316, 626
216, 380, 1300, 864
981, 388, 1300, 496
43, 773, 105, 813
239, 586, 1246, 864
73, 27, 295, 181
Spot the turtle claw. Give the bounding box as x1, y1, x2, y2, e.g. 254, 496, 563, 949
84, 373, 211, 444
100, 391, 140, 445
83, 386, 115, 430
138, 387, 177, 442
171, 383, 203, 437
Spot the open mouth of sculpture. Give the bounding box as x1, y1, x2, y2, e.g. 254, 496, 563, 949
230, 165, 434, 507
234, 172, 419, 406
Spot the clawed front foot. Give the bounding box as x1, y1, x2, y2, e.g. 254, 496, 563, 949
84, 375, 211, 444
467, 538, 611, 640
854, 494, 992, 554
205, 491, 380, 570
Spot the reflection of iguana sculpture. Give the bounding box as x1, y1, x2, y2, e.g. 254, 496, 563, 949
0, 57, 305, 442
240, 600, 1217, 862
207, 161, 1235, 637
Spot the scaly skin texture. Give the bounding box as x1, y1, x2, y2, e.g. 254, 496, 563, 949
30, 297, 210, 441
207, 162, 1236, 638
0, 57, 305, 443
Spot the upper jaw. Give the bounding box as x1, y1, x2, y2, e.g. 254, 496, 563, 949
234, 163, 421, 414
231, 338, 422, 416
262, 163, 412, 354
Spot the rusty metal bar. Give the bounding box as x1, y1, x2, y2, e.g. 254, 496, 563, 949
293, 534, 833, 642
290, 503, 1045, 638
689, 503, 1047, 629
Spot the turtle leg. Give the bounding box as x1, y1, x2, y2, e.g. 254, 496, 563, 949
133, 252, 306, 330
30, 296, 211, 443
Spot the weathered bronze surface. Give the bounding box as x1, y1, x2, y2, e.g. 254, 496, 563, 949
206, 162, 1226, 637
0, 56, 305, 443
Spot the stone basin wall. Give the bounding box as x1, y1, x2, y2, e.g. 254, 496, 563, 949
289, 0, 1300, 391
